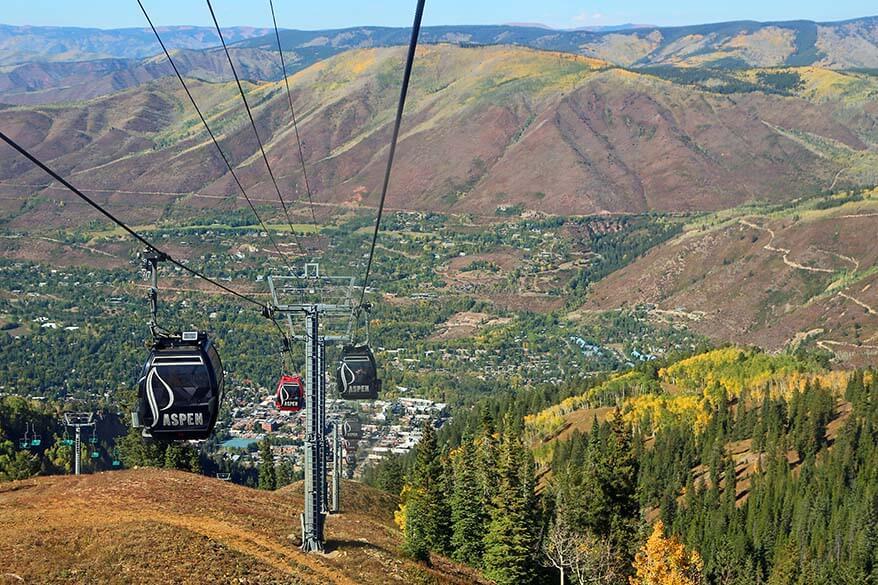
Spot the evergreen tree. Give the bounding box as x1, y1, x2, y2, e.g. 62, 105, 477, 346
400, 421, 451, 561
435, 448, 454, 555
476, 413, 499, 517
400, 484, 430, 562
605, 413, 639, 564
376, 454, 405, 495
117, 426, 164, 468
258, 438, 276, 490
483, 422, 536, 585
450, 439, 485, 567
276, 457, 295, 488
417, 422, 451, 554
163, 442, 188, 470
767, 539, 800, 585
188, 444, 202, 474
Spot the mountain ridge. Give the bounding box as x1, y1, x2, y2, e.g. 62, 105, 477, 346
2, 15, 878, 74
0, 23, 271, 66
4, 16, 878, 107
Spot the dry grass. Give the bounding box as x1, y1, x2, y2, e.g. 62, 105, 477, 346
0, 469, 487, 585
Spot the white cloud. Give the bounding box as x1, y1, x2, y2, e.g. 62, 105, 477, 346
572, 10, 606, 24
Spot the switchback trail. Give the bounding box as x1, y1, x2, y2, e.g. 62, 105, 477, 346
738, 219, 833, 273
838, 292, 877, 315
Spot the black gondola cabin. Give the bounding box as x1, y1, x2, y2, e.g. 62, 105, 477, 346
136, 332, 224, 441
275, 374, 305, 412
342, 418, 364, 441
336, 345, 381, 400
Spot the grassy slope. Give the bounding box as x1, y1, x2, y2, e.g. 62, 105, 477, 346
0, 468, 486, 585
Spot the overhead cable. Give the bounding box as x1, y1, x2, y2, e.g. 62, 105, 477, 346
137, 0, 300, 268
358, 0, 426, 306
206, 0, 307, 250
0, 130, 270, 311
269, 0, 319, 227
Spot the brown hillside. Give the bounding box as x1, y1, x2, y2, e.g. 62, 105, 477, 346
2, 45, 878, 231
583, 195, 878, 366
0, 468, 486, 585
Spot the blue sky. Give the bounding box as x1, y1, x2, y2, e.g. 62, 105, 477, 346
2, 0, 876, 30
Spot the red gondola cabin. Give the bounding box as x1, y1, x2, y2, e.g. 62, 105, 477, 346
275, 375, 305, 412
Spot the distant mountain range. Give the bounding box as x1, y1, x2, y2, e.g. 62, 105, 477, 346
2, 16, 878, 107
235, 17, 878, 70
504, 23, 654, 32
1, 16, 877, 70
0, 24, 271, 65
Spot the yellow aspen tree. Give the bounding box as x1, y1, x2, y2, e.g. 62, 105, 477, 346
629, 521, 703, 585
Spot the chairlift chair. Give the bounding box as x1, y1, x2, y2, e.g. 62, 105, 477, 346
274, 374, 305, 412
30, 431, 41, 447
111, 448, 121, 467
61, 429, 74, 447
18, 423, 30, 449
88, 427, 99, 457
336, 345, 381, 400
135, 332, 224, 441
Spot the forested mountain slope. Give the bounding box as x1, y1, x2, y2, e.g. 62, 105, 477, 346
376, 349, 878, 584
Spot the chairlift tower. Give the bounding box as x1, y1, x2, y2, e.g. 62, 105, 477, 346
331, 421, 341, 514
63, 412, 95, 476
267, 263, 355, 553
319, 339, 328, 514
